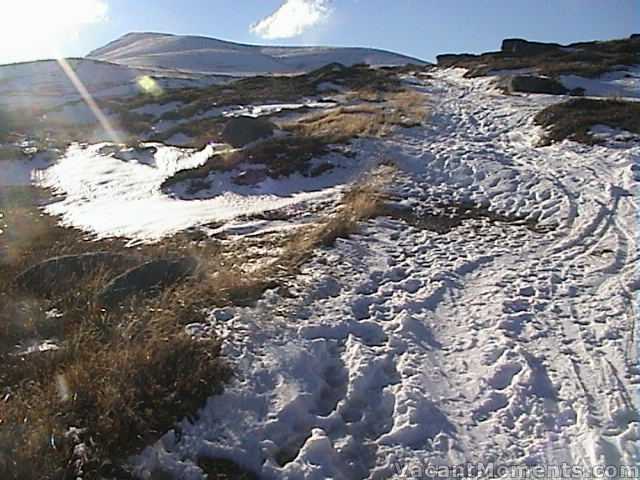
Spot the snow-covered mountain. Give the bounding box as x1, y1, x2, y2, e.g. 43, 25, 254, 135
87, 32, 427, 75
0, 58, 225, 112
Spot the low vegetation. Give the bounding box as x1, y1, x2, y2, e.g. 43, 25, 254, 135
0, 165, 396, 478
0, 188, 239, 479
1, 63, 423, 156
534, 98, 640, 145
286, 90, 427, 140
0, 60, 429, 478
437, 35, 639, 79
161, 90, 427, 195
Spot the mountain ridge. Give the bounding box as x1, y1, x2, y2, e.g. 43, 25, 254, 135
86, 31, 427, 76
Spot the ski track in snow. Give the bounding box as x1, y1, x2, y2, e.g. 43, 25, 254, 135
124, 69, 640, 478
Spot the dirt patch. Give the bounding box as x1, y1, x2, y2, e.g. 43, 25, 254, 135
382, 201, 555, 234
534, 98, 640, 145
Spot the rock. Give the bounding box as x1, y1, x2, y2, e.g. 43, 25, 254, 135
309, 162, 334, 177
508, 75, 568, 95
98, 144, 157, 164
15, 252, 135, 296
436, 53, 478, 67
98, 257, 198, 307
501, 38, 562, 55
221, 116, 276, 148
197, 456, 258, 480
232, 168, 268, 186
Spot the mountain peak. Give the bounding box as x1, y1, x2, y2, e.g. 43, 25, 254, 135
87, 32, 426, 76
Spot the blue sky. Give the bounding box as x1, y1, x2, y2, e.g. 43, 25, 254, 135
1, 0, 638, 64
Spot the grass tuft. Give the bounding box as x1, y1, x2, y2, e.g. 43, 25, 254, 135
534, 98, 640, 145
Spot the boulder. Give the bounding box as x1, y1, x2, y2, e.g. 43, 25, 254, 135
98, 144, 157, 164
501, 38, 562, 55
232, 168, 268, 186
15, 252, 135, 296
98, 257, 198, 307
197, 456, 258, 480
508, 75, 568, 95
221, 116, 276, 148
436, 53, 478, 67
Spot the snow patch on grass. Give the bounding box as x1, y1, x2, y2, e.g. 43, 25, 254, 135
37, 143, 366, 241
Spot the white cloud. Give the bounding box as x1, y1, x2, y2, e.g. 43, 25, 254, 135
251, 0, 332, 39
0, 0, 108, 63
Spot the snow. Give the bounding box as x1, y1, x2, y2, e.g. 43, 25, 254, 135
127, 69, 640, 478
148, 101, 337, 136
222, 101, 337, 118
0, 58, 227, 112
37, 143, 369, 241
486, 65, 640, 101
560, 66, 640, 100
87, 32, 427, 76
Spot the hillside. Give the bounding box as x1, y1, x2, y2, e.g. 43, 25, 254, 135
87, 32, 427, 75
0, 33, 638, 480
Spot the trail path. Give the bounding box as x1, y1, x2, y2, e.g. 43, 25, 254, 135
136, 69, 640, 479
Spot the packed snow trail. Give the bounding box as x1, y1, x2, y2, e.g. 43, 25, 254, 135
134, 69, 640, 478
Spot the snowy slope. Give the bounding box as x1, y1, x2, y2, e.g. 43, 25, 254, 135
120, 70, 639, 479
87, 32, 427, 75
0, 57, 226, 112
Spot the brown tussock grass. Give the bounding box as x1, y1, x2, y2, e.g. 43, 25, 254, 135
279, 165, 394, 268
285, 89, 428, 141
1, 161, 396, 478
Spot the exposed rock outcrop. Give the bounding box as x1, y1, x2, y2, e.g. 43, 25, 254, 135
221, 116, 276, 148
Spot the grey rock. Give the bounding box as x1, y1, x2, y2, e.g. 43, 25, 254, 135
501, 38, 562, 55
221, 116, 276, 148
98, 257, 198, 306
232, 168, 268, 186
508, 75, 568, 95
436, 53, 479, 67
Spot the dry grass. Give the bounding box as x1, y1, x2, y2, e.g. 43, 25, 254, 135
279, 166, 393, 267
1, 312, 228, 479
0, 63, 416, 478
287, 90, 428, 141
160, 87, 425, 197
0, 167, 393, 478
0, 188, 241, 479
534, 98, 640, 145
161, 136, 331, 196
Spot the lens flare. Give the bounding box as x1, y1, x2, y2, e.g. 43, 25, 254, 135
137, 76, 164, 97
55, 57, 122, 144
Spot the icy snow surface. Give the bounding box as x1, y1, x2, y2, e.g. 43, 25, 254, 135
560, 66, 640, 100
130, 69, 640, 478
38, 143, 367, 241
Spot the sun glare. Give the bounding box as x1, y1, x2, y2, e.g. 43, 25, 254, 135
0, 0, 108, 64
137, 76, 165, 97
